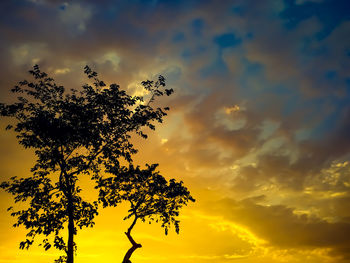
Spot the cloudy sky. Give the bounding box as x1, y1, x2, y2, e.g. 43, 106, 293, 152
1, 0, 350, 262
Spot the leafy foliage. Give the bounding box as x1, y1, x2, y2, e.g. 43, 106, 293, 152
0, 65, 173, 262
98, 163, 195, 263
97, 164, 195, 263
99, 164, 195, 234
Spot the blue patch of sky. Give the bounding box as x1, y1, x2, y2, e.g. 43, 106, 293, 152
116, 0, 195, 24
93, 1, 142, 23
325, 70, 337, 81
233, 56, 307, 118
129, 0, 160, 6
234, 58, 267, 98
245, 32, 254, 41
230, 5, 246, 16
281, 0, 350, 40
191, 18, 204, 37
199, 56, 228, 78
178, 19, 207, 60
310, 109, 339, 139
197, 32, 243, 78
302, 91, 350, 140
172, 32, 185, 43
181, 45, 207, 61
344, 79, 350, 102
202, 32, 243, 79
59, 3, 67, 10
293, 74, 350, 138
261, 88, 300, 118
299, 39, 329, 58
103, 5, 120, 21
288, 94, 349, 141
181, 49, 191, 60
321, 70, 349, 97
144, 0, 187, 7
244, 59, 263, 76
346, 49, 350, 57
281, 92, 300, 117
214, 33, 242, 49
153, 0, 205, 14
256, 81, 301, 119
238, 58, 264, 83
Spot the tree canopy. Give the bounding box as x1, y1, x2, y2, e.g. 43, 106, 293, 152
98, 164, 195, 263
0, 65, 173, 263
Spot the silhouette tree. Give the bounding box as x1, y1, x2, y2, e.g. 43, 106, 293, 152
98, 164, 195, 263
0, 65, 173, 263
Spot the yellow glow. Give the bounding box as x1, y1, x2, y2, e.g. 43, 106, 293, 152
224, 105, 240, 114
54, 68, 71, 75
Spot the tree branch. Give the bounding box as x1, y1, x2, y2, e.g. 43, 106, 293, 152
127, 216, 138, 237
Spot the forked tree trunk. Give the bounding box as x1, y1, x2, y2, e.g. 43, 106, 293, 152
122, 232, 142, 263
122, 217, 141, 263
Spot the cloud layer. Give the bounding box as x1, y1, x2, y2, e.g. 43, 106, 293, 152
1, 0, 350, 262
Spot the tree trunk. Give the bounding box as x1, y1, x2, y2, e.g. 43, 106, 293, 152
122, 232, 142, 263
60, 162, 76, 263
67, 195, 75, 263
122, 216, 141, 263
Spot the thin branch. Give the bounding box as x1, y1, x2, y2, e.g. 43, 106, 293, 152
127, 215, 138, 236
63, 146, 77, 162
48, 188, 61, 198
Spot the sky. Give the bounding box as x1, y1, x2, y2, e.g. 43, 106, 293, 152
1, 0, 350, 262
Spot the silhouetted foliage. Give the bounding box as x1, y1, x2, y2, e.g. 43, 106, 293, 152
98, 164, 195, 263
0, 65, 173, 263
